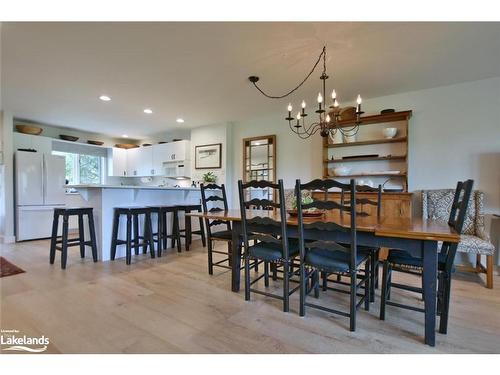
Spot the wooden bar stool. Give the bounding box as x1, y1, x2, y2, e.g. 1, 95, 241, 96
49, 207, 98, 269
147, 205, 182, 255
175, 204, 206, 251
110, 207, 155, 265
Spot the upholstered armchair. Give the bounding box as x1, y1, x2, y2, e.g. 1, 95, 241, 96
422, 189, 495, 288
284, 189, 312, 210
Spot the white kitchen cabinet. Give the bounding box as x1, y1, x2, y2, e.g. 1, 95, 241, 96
126, 147, 140, 177
14, 133, 53, 154
169, 140, 190, 162
107, 147, 128, 177
152, 143, 170, 175
137, 146, 153, 176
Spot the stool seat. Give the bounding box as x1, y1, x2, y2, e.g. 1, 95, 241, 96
50, 207, 98, 269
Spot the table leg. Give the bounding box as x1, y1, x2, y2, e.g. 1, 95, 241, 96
231, 221, 242, 293
422, 240, 437, 347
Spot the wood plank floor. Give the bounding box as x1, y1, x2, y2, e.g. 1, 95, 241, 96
1, 239, 499, 353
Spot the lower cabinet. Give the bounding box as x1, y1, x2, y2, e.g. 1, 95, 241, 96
311, 191, 412, 219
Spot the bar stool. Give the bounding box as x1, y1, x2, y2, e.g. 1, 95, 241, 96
110, 207, 155, 265
175, 204, 206, 251
148, 205, 182, 255
49, 207, 98, 269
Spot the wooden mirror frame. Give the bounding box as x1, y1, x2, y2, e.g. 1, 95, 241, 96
242, 135, 276, 183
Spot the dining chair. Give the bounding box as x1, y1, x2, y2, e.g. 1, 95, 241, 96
238, 179, 299, 312
200, 183, 234, 274
323, 183, 382, 302
379, 179, 474, 334
296, 178, 371, 332
422, 189, 495, 289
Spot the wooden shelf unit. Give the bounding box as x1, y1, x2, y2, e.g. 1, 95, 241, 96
323, 110, 412, 191
326, 136, 407, 148
324, 155, 407, 164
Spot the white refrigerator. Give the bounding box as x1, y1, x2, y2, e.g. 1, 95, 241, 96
15, 151, 66, 241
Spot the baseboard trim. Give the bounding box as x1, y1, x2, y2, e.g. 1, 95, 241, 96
0, 235, 16, 244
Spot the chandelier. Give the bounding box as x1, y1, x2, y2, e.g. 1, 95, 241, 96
248, 46, 363, 140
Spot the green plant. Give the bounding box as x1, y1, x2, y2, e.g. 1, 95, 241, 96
202, 171, 217, 183
291, 195, 313, 210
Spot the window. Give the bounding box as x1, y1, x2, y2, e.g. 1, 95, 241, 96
52, 151, 103, 185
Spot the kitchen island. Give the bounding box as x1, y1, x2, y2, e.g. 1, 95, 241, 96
70, 185, 202, 261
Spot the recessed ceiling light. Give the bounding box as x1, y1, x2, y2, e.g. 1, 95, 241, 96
122, 134, 129, 138
143, 108, 153, 114
99, 95, 111, 101
176, 118, 185, 123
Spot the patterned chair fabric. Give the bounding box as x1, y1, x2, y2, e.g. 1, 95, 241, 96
284, 189, 312, 210
422, 189, 494, 255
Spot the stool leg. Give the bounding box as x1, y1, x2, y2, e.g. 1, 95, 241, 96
126, 213, 132, 265
78, 213, 85, 258
61, 214, 69, 269
50, 212, 59, 264
88, 211, 98, 262
133, 214, 140, 255
162, 211, 168, 250
207, 239, 214, 275
174, 211, 181, 253
110, 210, 120, 261
157, 211, 163, 257
185, 209, 191, 251
146, 212, 155, 258
141, 214, 148, 254
198, 216, 206, 247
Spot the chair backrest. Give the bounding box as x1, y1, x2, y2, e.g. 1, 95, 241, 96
340, 183, 382, 218
200, 183, 231, 237
439, 179, 474, 270
238, 179, 289, 259
295, 178, 358, 269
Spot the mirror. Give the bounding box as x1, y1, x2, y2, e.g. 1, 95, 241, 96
243, 135, 276, 203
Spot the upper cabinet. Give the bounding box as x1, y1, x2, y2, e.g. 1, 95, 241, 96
108, 140, 191, 178
107, 147, 127, 177
13, 133, 53, 154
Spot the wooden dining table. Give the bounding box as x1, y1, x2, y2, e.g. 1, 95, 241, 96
187, 209, 460, 347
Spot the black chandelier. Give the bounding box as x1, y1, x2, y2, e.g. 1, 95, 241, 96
248, 46, 363, 140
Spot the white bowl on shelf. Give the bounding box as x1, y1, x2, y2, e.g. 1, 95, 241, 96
383, 127, 398, 139
332, 166, 351, 176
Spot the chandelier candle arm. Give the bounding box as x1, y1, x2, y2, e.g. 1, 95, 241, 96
249, 46, 363, 139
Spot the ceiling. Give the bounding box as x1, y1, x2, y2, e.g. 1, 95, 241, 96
2, 22, 499, 138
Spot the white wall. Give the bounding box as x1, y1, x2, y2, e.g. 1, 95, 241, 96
229, 77, 500, 215
363, 77, 500, 214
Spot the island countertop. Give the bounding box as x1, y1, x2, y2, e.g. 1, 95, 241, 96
68, 184, 200, 191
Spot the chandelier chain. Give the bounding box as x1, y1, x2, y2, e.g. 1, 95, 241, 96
250, 47, 326, 99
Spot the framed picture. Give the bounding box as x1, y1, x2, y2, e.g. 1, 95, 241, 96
195, 143, 222, 169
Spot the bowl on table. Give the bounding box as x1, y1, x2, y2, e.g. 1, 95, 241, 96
287, 209, 324, 218
383, 127, 398, 139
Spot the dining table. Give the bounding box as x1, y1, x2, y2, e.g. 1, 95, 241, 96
187, 208, 460, 347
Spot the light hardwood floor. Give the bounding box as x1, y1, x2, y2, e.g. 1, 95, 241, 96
1, 239, 499, 354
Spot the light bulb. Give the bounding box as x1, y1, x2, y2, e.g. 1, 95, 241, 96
317, 93, 323, 103
331, 89, 336, 100
333, 99, 339, 108
301, 100, 306, 109
357, 95, 362, 105
326, 114, 331, 122
297, 112, 301, 120
287, 103, 293, 112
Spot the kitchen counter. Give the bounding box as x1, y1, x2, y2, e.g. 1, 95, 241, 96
71, 184, 202, 261
68, 184, 200, 191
